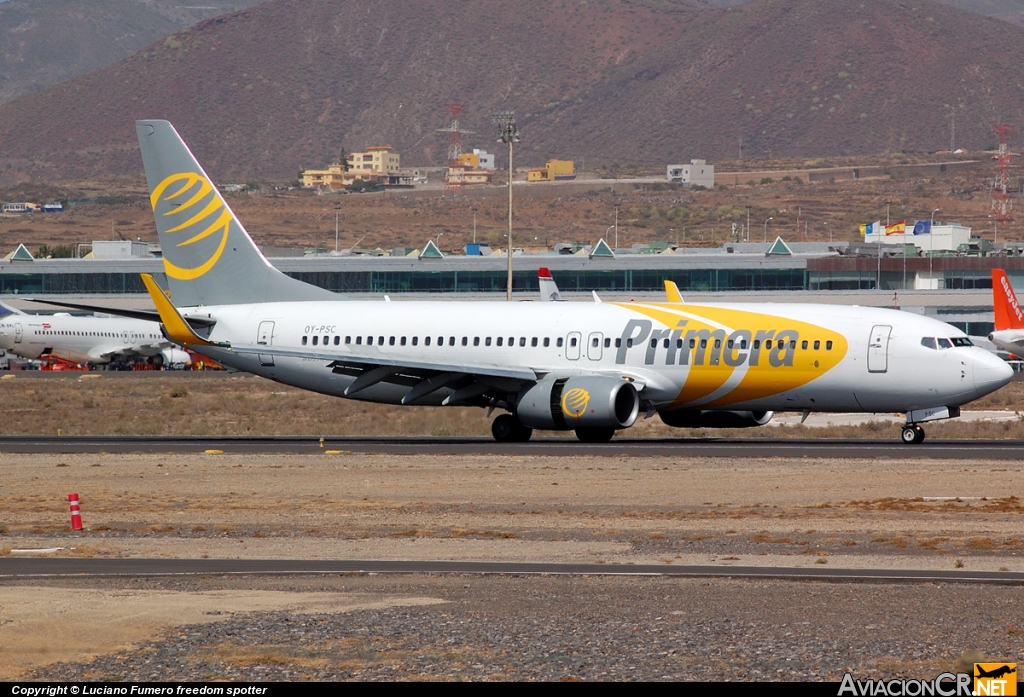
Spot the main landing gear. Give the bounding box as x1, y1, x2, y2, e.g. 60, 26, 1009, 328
901, 424, 926, 444
491, 413, 533, 443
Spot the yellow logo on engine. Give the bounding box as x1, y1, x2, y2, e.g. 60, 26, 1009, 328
150, 172, 233, 281
561, 387, 591, 417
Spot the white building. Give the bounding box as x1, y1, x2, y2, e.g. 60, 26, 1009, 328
667, 159, 714, 188
865, 222, 971, 253
92, 241, 154, 259
473, 149, 495, 169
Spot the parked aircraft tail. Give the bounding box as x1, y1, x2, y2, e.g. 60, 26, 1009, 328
135, 120, 334, 307
992, 269, 1024, 330
538, 267, 562, 302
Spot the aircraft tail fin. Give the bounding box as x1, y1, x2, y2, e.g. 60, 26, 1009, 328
538, 267, 562, 302
135, 120, 335, 306
992, 269, 1024, 330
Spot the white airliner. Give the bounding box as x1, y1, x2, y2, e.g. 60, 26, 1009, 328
118, 120, 1012, 444
988, 269, 1024, 358
0, 300, 191, 368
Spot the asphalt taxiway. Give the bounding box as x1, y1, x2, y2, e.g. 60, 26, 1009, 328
3, 557, 1023, 584
3, 435, 1024, 459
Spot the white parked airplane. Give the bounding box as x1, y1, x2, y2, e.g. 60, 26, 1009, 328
988, 268, 1024, 358
127, 120, 1011, 444
0, 300, 191, 368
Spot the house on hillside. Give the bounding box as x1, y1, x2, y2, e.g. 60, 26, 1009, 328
302, 146, 408, 189
667, 159, 714, 188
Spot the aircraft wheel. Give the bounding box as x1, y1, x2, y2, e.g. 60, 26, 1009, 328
492, 414, 532, 443
575, 427, 615, 443
902, 425, 925, 444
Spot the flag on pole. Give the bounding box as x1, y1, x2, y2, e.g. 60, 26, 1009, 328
885, 220, 906, 235
912, 220, 931, 235
859, 221, 882, 236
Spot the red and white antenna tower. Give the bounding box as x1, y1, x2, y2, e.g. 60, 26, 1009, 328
991, 124, 1016, 224
437, 104, 474, 193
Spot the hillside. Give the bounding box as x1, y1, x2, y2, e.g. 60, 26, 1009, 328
0, 0, 1023, 182
0, 0, 261, 106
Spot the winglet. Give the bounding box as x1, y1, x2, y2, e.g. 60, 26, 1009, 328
993, 269, 1024, 330
141, 273, 221, 347
664, 280, 683, 303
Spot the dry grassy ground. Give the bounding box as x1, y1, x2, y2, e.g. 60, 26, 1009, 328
0, 372, 1021, 439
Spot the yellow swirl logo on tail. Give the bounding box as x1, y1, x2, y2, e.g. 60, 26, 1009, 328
150, 172, 232, 280
561, 388, 591, 417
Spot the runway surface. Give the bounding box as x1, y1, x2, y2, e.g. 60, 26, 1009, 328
3, 435, 1024, 458
3, 557, 1023, 584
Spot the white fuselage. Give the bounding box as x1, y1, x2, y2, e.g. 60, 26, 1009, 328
0, 313, 188, 366
181, 299, 1012, 413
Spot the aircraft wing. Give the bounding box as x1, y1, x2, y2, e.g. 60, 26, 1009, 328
21, 298, 216, 328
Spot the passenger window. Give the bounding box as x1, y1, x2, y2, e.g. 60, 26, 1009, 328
520, 337, 527, 347
345, 336, 351, 344
544, 338, 551, 347
662, 338, 669, 349
594, 338, 601, 347
312, 336, 319, 346
714, 339, 721, 349
700, 339, 707, 349
790, 340, 796, 349
497, 337, 503, 346
813, 340, 820, 350
826, 340, 833, 350
462, 337, 468, 346
937, 338, 952, 349
474, 337, 480, 346
727, 340, 734, 349
367, 336, 373, 346
400, 336, 406, 346
509, 337, 515, 345
449, 337, 455, 346
438, 337, 444, 346
650, 338, 658, 348
532, 337, 538, 347
753, 340, 760, 349
389, 336, 396, 346
425, 336, 431, 346
689, 339, 696, 349
412, 337, 418, 346
333, 336, 339, 345
485, 337, 492, 346
616, 338, 623, 348
356, 336, 362, 345
677, 339, 683, 349
557, 338, 564, 347
323, 336, 328, 345
801, 340, 808, 349
378, 336, 384, 345
765, 340, 772, 349
302, 336, 308, 345
570, 337, 577, 347
604, 338, 610, 348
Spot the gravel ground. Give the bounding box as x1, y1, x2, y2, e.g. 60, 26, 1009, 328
25, 575, 1024, 682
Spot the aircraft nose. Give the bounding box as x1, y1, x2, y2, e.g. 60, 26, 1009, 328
974, 349, 1014, 398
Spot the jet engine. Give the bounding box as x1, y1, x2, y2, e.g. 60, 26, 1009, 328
659, 409, 774, 429
517, 376, 640, 430
156, 347, 192, 368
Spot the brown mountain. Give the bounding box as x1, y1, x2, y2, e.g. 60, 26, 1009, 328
0, 0, 261, 107
0, 0, 1023, 182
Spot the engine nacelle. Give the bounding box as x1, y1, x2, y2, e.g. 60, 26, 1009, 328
659, 409, 774, 429
517, 376, 640, 431
159, 347, 192, 368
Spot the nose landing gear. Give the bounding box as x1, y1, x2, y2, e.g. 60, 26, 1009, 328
901, 424, 925, 444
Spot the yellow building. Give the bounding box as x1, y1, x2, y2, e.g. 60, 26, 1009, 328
527, 159, 575, 182
301, 146, 402, 189
446, 164, 492, 185
346, 146, 400, 176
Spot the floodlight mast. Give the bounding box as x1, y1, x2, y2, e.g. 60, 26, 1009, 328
493, 109, 520, 301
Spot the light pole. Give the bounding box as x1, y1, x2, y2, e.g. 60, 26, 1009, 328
823, 222, 832, 243
471, 206, 477, 244
614, 204, 620, 250
334, 203, 341, 253
929, 208, 940, 288
493, 109, 520, 301
605, 225, 615, 247
436, 232, 444, 249
763, 216, 773, 244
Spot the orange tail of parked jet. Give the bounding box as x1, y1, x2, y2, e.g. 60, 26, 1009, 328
992, 269, 1024, 330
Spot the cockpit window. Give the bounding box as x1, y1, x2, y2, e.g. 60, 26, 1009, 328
951, 337, 973, 347
920, 337, 936, 350
937, 338, 953, 349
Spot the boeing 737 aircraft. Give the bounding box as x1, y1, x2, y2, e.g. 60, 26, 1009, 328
0, 300, 191, 368
988, 269, 1024, 358
128, 120, 1011, 444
